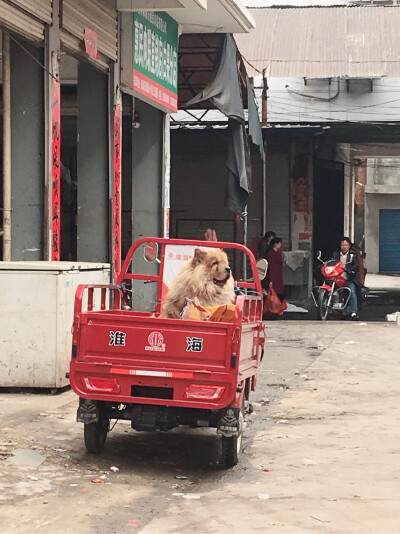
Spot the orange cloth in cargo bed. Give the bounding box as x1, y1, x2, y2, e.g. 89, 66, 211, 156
181, 298, 236, 323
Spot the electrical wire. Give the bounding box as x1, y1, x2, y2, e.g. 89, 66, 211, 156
263, 98, 400, 120
8, 33, 58, 82
331, 148, 400, 170
285, 77, 341, 102
262, 92, 400, 113
239, 52, 264, 76
265, 97, 400, 117
265, 92, 400, 111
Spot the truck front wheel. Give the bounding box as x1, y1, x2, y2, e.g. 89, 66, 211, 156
84, 412, 109, 453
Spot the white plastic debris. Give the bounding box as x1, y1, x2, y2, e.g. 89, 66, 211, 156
386, 312, 400, 325
110, 466, 119, 473
284, 303, 308, 313
258, 493, 270, 499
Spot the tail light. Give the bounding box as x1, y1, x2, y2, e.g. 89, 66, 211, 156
185, 384, 225, 400
83, 377, 120, 393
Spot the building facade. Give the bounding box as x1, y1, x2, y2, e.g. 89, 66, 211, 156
236, 5, 400, 274
0, 0, 255, 277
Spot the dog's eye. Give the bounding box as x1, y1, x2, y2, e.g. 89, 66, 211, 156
212, 261, 218, 267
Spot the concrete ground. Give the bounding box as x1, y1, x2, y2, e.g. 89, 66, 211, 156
1, 316, 399, 534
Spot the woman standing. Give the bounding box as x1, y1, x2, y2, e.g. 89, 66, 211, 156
263, 237, 285, 303
258, 230, 276, 260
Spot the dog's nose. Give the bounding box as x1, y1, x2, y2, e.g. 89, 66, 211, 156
225, 267, 231, 275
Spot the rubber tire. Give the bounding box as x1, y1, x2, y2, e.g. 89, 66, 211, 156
318, 289, 330, 321
84, 413, 109, 454
221, 400, 244, 467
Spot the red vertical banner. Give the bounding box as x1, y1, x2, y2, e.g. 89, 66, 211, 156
113, 103, 122, 281
51, 77, 61, 261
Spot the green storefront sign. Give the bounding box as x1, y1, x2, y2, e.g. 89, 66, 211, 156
133, 11, 178, 113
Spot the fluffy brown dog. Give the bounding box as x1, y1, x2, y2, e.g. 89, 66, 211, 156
161, 248, 235, 319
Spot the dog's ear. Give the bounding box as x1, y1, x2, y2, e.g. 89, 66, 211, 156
192, 248, 206, 266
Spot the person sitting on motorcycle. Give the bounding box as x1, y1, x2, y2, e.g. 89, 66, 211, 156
333, 237, 360, 321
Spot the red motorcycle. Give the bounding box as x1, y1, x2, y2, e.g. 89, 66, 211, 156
312, 253, 351, 321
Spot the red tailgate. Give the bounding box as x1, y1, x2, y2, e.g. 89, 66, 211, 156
79, 312, 232, 370
70, 312, 237, 409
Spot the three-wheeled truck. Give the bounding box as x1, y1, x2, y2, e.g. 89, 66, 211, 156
69, 238, 266, 466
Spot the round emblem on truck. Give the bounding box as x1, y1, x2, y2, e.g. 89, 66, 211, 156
148, 331, 164, 347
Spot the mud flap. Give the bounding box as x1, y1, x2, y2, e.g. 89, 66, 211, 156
217, 407, 241, 437
77, 397, 99, 424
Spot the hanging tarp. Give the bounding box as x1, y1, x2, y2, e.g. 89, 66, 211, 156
247, 76, 265, 162
186, 34, 244, 124
226, 119, 252, 215
186, 34, 252, 215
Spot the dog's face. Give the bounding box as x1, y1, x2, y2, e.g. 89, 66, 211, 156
161, 246, 235, 317
191, 248, 232, 287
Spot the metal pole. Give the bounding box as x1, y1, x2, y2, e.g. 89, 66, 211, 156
243, 207, 248, 280
162, 114, 171, 238
262, 138, 267, 235
261, 69, 268, 127
2, 32, 12, 260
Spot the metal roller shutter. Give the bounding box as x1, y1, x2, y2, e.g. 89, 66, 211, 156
379, 209, 400, 272
0, 0, 51, 42
61, 0, 117, 69
9, 0, 52, 23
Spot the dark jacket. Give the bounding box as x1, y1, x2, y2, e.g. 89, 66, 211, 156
263, 248, 285, 295
332, 250, 359, 284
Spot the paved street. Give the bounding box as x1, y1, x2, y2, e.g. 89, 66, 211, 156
1, 319, 399, 534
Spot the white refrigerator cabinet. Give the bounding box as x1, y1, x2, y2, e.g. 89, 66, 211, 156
0, 261, 110, 388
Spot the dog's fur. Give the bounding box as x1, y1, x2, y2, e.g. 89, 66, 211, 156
161, 248, 235, 319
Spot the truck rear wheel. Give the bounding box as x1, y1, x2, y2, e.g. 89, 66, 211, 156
84, 413, 109, 454
221, 400, 244, 467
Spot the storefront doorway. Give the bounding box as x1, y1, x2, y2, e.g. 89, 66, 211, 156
313, 159, 344, 261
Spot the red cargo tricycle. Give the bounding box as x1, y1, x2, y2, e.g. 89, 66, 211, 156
69, 238, 266, 466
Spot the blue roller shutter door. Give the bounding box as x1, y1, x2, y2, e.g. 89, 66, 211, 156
379, 209, 400, 272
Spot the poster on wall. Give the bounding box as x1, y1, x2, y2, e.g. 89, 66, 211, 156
84, 27, 99, 59
133, 11, 178, 113
291, 148, 312, 250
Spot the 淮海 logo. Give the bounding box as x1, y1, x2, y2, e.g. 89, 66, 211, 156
145, 331, 166, 352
